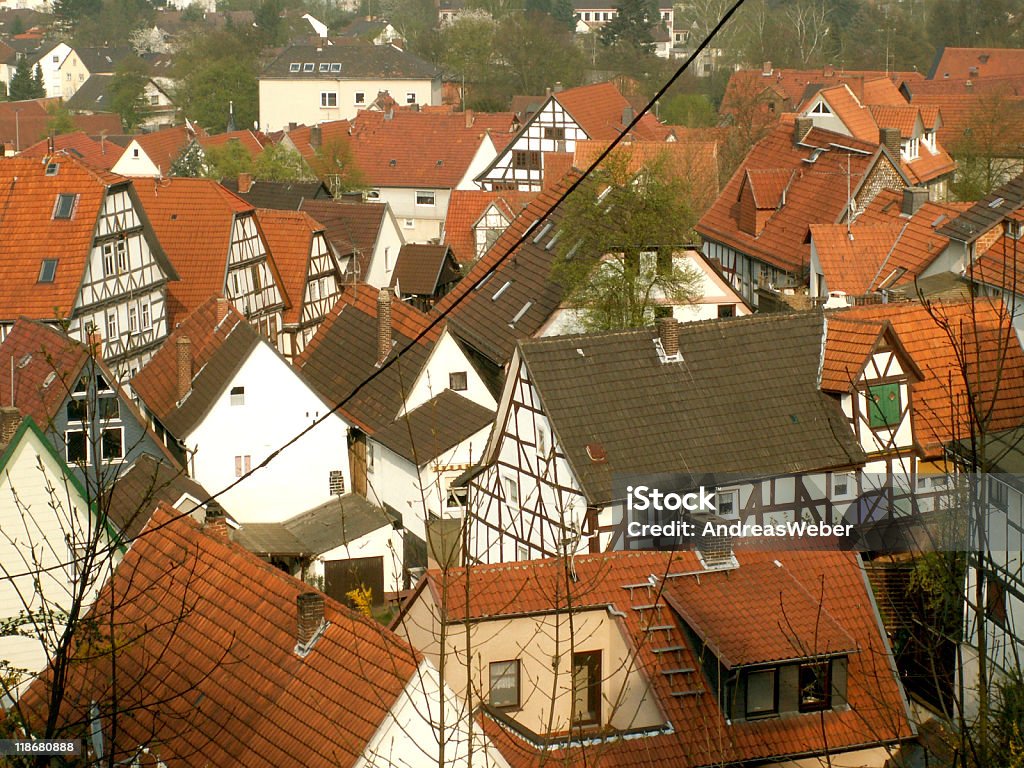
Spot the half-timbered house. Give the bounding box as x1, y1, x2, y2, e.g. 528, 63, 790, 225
475, 82, 673, 192
441, 188, 537, 265
254, 209, 346, 360
300, 198, 406, 289
0, 155, 177, 377
466, 314, 867, 563
132, 177, 287, 340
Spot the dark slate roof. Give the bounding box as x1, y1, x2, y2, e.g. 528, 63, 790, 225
936, 173, 1024, 243
220, 178, 332, 210
261, 43, 439, 80
390, 243, 459, 295
65, 74, 114, 112
373, 389, 494, 464
235, 493, 396, 556
76, 46, 135, 74
301, 199, 386, 278
517, 313, 866, 504
103, 454, 209, 541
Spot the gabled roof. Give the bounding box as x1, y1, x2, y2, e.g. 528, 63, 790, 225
696, 120, 895, 273
19, 131, 122, 169
0, 156, 140, 320
199, 129, 270, 158
513, 313, 864, 505
411, 548, 912, 767
390, 243, 459, 296
0, 99, 120, 148
300, 198, 386, 276
20, 503, 420, 766
808, 84, 879, 142
131, 177, 260, 322
836, 300, 1024, 457
261, 41, 440, 79
972, 230, 1024, 295
297, 284, 438, 434
131, 297, 260, 437
929, 46, 1024, 80
64, 73, 115, 112
553, 82, 672, 142
901, 87, 1024, 158
811, 222, 906, 295
372, 389, 494, 465
442, 189, 537, 264
868, 104, 924, 138
255, 209, 326, 324
819, 316, 923, 393
937, 173, 1024, 243
221, 177, 332, 209
132, 124, 206, 176
103, 453, 208, 541
75, 46, 135, 74
743, 168, 795, 209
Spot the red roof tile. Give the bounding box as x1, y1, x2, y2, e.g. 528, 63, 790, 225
199, 129, 271, 158
20, 131, 123, 169
20, 503, 419, 767
813, 84, 879, 142
821, 316, 889, 392
0, 156, 127, 320
903, 88, 1024, 157
132, 178, 257, 322
838, 300, 1024, 456
133, 124, 206, 176
930, 46, 1024, 80
412, 548, 913, 767
811, 222, 905, 295
868, 104, 921, 138
442, 189, 537, 264
554, 82, 671, 142
255, 209, 323, 324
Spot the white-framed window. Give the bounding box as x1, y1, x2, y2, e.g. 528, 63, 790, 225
402, 219, 415, 229
367, 442, 375, 473
116, 239, 128, 272
330, 63, 341, 72
416, 190, 435, 206
321, 91, 338, 108
833, 472, 854, 498
503, 474, 519, 508
39, 259, 58, 283
52, 54, 59, 62
101, 427, 123, 461
102, 242, 116, 276
53, 193, 77, 220
406, 92, 416, 104
902, 137, 920, 160
318, 62, 330, 72
150, 94, 159, 106
303, 63, 314, 72
289, 62, 301, 72
140, 300, 151, 330
715, 489, 739, 518
235, 455, 251, 477
66, 72, 71, 81
230, 385, 245, 406
810, 101, 831, 115
127, 304, 138, 333
355, 91, 366, 105
105, 311, 118, 340
365, 189, 380, 200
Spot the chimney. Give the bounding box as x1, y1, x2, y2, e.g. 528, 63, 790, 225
879, 127, 901, 158
553, 81, 563, 93
87, 330, 103, 361
464, 108, 474, 128
310, 124, 322, 150
384, 107, 394, 121
0, 406, 21, 446
622, 105, 634, 125
237, 172, 253, 193
288, 121, 298, 131
761, 60, 772, 76
296, 592, 325, 651
901, 186, 929, 216
697, 518, 736, 570
793, 116, 813, 144
215, 296, 231, 323
203, 500, 229, 541
176, 335, 192, 401
823, 64, 835, 78
657, 316, 680, 360
377, 288, 393, 363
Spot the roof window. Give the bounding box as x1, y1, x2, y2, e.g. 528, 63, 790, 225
38, 259, 58, 283
17, 353, 31, 368
45, 162, 59, 176
289, 63, 300, 72
303, 63, 314, 72
53, 193, 78, 220
330, 63, 341, 72
318, 62, 330, 72
509, 301, 532, 326
989, 197, 1006, 208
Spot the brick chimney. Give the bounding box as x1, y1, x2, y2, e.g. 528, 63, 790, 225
310, 124, 322, 150
761, 60, 772, 76
0, 406, 21, 446
215, 296, 231, 324
793, 116, 813, 145
377, 287, 392, 364
237, 172, 253, 194
902, 186, 929, 216
176, 335, 192, 401
203, 500, 229, 542
464, 109, 474, 128
879, 127, 901, 158
296, 592, 325, 652
622, 105, 634, 125
657, 317, 680, 360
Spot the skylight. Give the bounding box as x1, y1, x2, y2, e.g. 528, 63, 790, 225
989, 197, 1006, 208
53, 194, 77, 220
289, 63, 301, 72
330, 63, 341, 72
303, 63, 314, 72
491, 281, 512, 301
318, 63, 330, 72
38, 259, 57, 283
45, 163, 59, 176
532, 222, 553, 243
509, 301, 532, 326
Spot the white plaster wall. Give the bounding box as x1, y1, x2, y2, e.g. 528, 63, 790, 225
313, 522, 405, 595
402, 329, 497, 413
185, 341, 351, 523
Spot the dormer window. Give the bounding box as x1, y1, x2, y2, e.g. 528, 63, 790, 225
798, 662, 832, 711
810, 101, 831, 115
902, 137, 920, 160
53, 193, 78, 220
745, 668, 778, 717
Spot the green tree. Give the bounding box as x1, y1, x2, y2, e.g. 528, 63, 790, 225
252, 143, 311, 182
439, 11, 498, 107
9, 58, 45, 101
45, 102, 76, 135
552, 150, 703, 331
658, 93, 717, 127
172, 29, 259, 132
310, 139, 363, 195
599, 0, 658, 52
52, 0, 101, 25
496, 12, 585, 94
253, 0, 286, 46
204, 139, 254, 180
108, 57, 151, 131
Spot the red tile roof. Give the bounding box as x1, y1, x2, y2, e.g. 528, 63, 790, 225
973, 231, 1024, 295
868, 104, 921, 138
902, 143, 958, 186
744, 168, 795, 209
20, 131, 123, 169
554, 81, 671, 142
811, 222, 905, 295
132, 177, 260, 322
20, 503, 420, 767
838, 300, 1024, 457
930, 46, 1024, 80
133, 124, 206, 176
813, 84, 879, 142
442, 189, 537, 264
820, 316, 890, 392
0, 156, 127, 320
290, 110, 517, 189
696, 120, 887, 272
199, 128, 271, 158
410, 547, 913, 767
861, 77, 910, 106
903, 87, 1024, 157
255, 209, 323, 324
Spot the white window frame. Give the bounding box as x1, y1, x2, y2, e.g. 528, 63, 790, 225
416, 190, 436, 207
503, 474, 519, 508
406, 92, 416, 104
140, 300, 152, 330
355, 91, 366, 105
230, 385, 245, 406
100, 426, 124, 462
65, 428, 88, 464
833, 472, 854, 498
235, 455, 252, 477
127, 304, 138, 333
715, 488, 739, 519
105, 310, 118, 340
320, 91, 338, 108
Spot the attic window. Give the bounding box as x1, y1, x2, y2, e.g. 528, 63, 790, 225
42, 371, 56, 388
810, 101, 831, 115
931, 214, 947, 228
289, 63, 300, 72
45, 162, 59, 176
532, 222, 553, 243
303, 63, 314, 72
330, 63, 341, 73
989, 197, 1006, 208
318, 62, 330, 72
509, 301, 532, 326
53, 194, 78, 220
491, 280, 511, 300
38, 259, 58, 283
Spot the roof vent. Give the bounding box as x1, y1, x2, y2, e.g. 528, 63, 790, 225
586, 443, 607, 463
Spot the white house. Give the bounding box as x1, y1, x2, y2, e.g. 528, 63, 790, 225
131, 297, 353, 524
